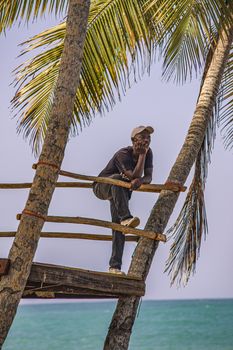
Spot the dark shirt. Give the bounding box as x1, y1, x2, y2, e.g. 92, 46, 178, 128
98, 146, 153, 178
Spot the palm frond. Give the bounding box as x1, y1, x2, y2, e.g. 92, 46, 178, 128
218, 46, 233, 149
12, 0, 155, 155
165, 153, 208, 286
165, 105, 218, 285
165, 103, 218, 285
0, 0, 67, 33
145, 0, 232, 83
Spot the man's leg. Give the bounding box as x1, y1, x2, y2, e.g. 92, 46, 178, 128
109, 199, 125, 270
93, 181, 112, 200
93, 174, 132, 221
93, 174, 137, 271
109, 174, 132, 221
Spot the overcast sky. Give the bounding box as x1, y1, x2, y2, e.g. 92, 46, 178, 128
0, 15, 232, 301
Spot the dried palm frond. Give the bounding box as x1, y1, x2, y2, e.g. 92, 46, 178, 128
165, 152, 208, 286
218, 45, 233, 150
165, 95, 219, 286
164, 100, 219, 286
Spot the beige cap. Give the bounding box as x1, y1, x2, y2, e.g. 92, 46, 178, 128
131, 125, 154, 139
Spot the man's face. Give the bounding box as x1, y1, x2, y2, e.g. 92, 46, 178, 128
132, 130, 151, 154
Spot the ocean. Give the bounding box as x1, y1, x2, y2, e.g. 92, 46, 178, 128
4, 299, 233, 350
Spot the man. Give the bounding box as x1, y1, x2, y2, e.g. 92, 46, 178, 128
93, 126, 154, 275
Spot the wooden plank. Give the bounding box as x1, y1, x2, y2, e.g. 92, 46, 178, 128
25, 262, 145, 298
0, 258, 10, 276
23, 292, 118, 299
0, 231, 138, 242
23, 283, 119, 299
16, 214, 166, 242
23, 292, 117, 299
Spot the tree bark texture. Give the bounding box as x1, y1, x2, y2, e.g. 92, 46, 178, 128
104, 24, 233, 350
0, 0, 90, 346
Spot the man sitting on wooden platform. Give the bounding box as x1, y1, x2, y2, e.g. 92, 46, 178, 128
93, 126, 154, 275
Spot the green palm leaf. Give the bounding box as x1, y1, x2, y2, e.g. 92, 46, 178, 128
145, 0, 232, 83
12, 0, 232, 154
0, 0, 68, 33
12, 0, 155, 154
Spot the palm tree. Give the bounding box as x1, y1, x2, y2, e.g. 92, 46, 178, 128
103, 1, 233, 348
12, 0, 232, 289
0, 0, 90, 346
0, 0, 232, 348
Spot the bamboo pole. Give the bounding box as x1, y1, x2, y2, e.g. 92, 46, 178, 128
16, 214, 166, 242
0, 231, 138, 242
32, 164, 186, 192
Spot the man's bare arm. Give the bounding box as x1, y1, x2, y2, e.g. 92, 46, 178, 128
123, 152, 147, 180
141, 167, 153, 184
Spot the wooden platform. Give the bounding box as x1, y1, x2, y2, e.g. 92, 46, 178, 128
23, 262, 145, 299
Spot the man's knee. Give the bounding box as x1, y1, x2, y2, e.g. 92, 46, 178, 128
93, 183, 111, 200
110, 174, 122, 180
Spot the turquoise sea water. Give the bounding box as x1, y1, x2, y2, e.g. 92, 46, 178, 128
4, 299, 233, 350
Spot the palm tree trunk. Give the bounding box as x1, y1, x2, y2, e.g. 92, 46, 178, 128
0, 0, 90, 346
104, 24, 233, 350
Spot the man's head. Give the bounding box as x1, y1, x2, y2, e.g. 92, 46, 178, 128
131, 126, 154, 154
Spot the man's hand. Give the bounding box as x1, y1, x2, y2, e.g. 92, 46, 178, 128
130, 178, 143, 190
134, 140, 150, 155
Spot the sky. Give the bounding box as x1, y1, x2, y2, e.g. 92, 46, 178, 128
0, 15, 232, 302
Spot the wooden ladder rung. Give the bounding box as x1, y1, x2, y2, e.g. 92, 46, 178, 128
17, 214, 166, 242
32, 164, 187, 193
0, 231, 138, 242
0, 180, 186, 192
0, 182, 93, 189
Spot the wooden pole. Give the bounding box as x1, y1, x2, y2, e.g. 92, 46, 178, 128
0, 182, 92, 189
17, 214, 166, 242
32, 164, 186, 192
0, 231, 138, 242
0, 180, 186, 192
